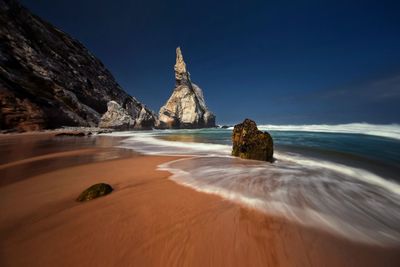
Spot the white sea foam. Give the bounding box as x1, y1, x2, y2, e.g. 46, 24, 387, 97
106, 131, 400, 246
249, 123, 400, 140
160, 155, 400, 246
114, 131, 231, 157
275, 152, 400, 195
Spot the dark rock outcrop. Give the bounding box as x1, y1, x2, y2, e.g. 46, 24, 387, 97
232, 119, 274, 162
76, 183, 113, 202
51, 127, 113, 136
158, 47, 215, 129
55, 132, 86, 137
0, 0, 156, 132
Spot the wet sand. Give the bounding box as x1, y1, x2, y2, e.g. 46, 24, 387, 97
0, 134, 399, 266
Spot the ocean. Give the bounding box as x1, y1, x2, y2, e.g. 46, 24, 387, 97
107, 123, 400, 247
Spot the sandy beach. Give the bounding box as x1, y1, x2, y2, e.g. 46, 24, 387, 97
2, 0, 400, 265
0, 134, 399, 267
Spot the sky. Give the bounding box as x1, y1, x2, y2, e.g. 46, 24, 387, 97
21, 0, 400, 124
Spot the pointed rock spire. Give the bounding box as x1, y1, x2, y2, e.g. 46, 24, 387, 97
158, 47, 216, 129
174, 47, 191, 86
175, 47, 186, 73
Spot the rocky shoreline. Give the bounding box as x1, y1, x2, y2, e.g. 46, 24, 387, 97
0, 126, 112, 136
0, 1, 216, 133
0, 0, 156, 132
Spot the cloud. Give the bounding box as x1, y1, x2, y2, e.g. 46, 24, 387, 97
320, 72, 400, 102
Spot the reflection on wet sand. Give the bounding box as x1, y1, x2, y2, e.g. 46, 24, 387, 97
159, 134, 207, 143
0, 134, 137, 186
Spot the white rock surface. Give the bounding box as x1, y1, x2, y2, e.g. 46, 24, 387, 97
135, 106, 157, 129
99, 101, 135, 130
158, 47, 215, 128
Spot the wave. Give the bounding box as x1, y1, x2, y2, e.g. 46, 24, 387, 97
226, 123, 400, 140
160, 155, 400, 246
107, 131, 400, 245
116, 132, 231, 156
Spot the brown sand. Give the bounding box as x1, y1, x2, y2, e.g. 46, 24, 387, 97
0, 136, 399, 266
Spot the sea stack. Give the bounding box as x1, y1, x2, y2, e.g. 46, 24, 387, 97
232, 119, 274, 162
158, 47, 216, 129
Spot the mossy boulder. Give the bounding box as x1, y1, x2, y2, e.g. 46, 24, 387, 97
76, 183, 113, 202
232, 119, 274, 162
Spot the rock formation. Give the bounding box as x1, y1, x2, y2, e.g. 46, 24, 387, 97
158, 47, 215, 129
0, 0, 156, 132
232, 119, 274, 162
76, 183, 113, 202
99, 101, 134, 130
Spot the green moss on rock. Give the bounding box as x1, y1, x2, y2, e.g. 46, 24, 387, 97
76, 183, 113, 202
232, 119, 274, 162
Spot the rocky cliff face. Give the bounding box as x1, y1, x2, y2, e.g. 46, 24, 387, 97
0, 0, 156, 132
158, 47, 215, 129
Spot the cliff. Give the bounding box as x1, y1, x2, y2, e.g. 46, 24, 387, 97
158, 47, 215, 129
0, 0, 156, 132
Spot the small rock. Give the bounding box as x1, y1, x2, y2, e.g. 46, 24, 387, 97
232, 119, 274, 162
55, 132, 86, 137
76, 183, 113, 202
98, 130, 112, 134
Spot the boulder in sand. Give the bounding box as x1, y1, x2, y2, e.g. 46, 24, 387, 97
232, 119, 274, 162
76, 183, 113, 202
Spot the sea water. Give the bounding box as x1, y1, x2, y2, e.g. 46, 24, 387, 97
106, 124, 400, 246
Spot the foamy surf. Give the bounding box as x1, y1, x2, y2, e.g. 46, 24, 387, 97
107, 130, 400, 246
116, 132, 231, 156
160, 155, 400, 246
252, 123, 400, 140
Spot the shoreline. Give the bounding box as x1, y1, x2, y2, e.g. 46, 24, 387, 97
0, 135, 399, 266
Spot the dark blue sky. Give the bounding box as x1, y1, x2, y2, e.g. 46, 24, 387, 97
21, 0, 400, 124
